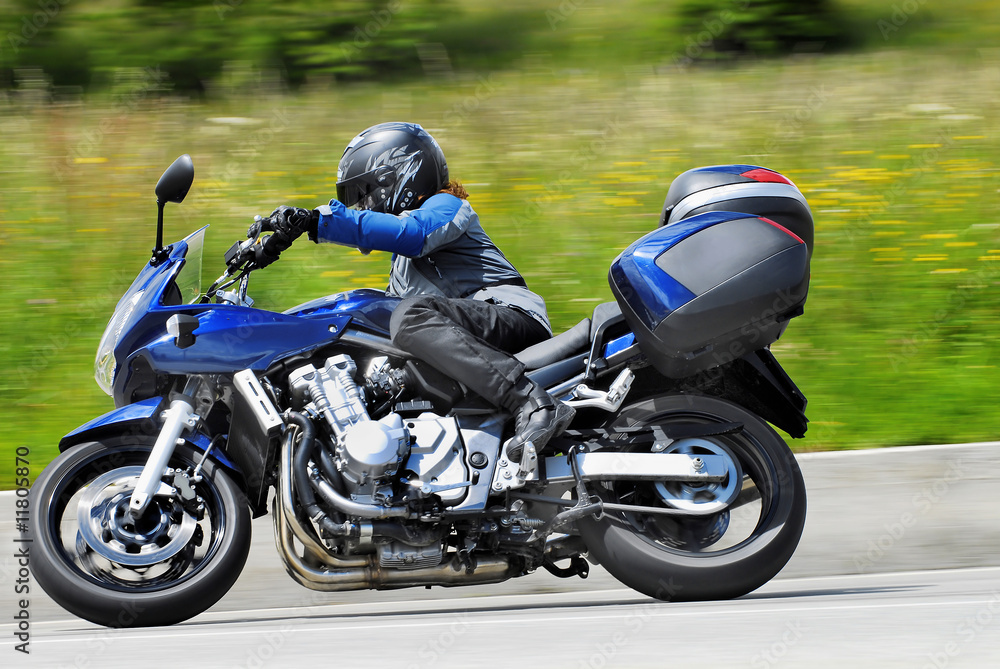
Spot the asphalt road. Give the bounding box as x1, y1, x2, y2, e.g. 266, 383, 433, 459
4, 567, 1000, 668
3, 442, 999, 667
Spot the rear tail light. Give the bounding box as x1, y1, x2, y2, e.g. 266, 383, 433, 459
740, 168, 793, 185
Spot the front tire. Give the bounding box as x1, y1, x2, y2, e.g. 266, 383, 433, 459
29, 437, 252, 627
576, 394, 806, 601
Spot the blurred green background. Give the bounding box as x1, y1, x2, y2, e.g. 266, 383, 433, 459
3, 0, 1000, 487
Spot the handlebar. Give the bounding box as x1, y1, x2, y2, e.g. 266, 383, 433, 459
203, 215, 272, 305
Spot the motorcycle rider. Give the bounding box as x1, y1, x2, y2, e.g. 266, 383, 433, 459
250, 121, 574, 461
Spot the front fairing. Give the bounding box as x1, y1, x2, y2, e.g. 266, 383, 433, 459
106, 238, 399, 407
138, 289, 399, 380
124, 308, 351, 381
96, 229, 205, 394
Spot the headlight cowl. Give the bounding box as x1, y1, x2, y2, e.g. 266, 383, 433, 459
94, 290, 144, 395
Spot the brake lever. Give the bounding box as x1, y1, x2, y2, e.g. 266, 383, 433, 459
208, 215, 270, 301
233, 215, 275, 271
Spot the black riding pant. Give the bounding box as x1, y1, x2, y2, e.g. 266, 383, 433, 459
389, 295, 549, 411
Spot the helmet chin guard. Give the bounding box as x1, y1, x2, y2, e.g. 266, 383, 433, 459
336, 122, 449, 215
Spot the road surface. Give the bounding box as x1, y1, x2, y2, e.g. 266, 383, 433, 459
3, 442, 999, 667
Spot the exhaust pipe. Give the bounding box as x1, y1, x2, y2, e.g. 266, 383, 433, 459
278, 421, 367, 568
275, 414, 515, 591
276, 513, 514, 591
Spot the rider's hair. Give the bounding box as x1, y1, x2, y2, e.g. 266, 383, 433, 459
440, 180, 469, 200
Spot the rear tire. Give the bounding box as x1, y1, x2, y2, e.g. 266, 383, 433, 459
576, 394, 806, 601
29, 437, 252, 627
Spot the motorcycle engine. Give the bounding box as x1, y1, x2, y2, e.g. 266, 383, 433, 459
289, 355, 408, 500
288, 354, 471, 506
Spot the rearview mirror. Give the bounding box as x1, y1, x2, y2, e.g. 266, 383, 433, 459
155, 154, 194, 204
151, 154, 195, 265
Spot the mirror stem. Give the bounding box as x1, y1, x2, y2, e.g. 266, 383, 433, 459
151, 200, 169, 266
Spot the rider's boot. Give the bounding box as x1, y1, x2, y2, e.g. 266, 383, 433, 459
502, 378, 575, 467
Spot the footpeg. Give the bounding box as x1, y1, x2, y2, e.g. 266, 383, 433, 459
491, 440, 539, 492
517, 442, 538, 479
565, 368, 634, 412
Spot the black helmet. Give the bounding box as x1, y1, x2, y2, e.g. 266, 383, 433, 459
336, 122, 449, 215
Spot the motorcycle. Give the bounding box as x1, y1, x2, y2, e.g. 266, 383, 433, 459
30, 155, 812, 627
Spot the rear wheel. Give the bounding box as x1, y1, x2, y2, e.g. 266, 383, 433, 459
576, 394, 806, 601
29, 437, 252, 627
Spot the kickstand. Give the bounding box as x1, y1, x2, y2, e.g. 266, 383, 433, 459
537, 445, 604, 536
569, 444, 592, 506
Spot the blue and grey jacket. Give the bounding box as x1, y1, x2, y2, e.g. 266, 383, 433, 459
315, 193, 551, 334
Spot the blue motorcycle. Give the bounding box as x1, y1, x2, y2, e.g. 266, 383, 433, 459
30, 155, 812, 627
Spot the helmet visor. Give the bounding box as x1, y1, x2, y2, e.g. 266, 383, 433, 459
336, 172, 371, 209
336, 168, 392, 212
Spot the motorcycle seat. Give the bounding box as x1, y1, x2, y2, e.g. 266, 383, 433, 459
515, 317, 591, 370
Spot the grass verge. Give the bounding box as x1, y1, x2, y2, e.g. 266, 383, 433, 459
2, 49, 999, 487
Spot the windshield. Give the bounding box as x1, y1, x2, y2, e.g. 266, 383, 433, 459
174, 227, 206, 303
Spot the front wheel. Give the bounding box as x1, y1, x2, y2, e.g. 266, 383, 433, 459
576, 394, 806, 601
29, 437, 252, 627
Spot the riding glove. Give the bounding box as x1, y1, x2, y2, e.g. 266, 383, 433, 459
247, 206, 319, 267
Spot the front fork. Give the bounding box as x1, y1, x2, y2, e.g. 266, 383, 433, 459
127, 377, 203, 518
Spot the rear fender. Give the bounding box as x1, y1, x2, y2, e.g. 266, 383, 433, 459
58, 396, 245, 480
721, 348, 808, 438
620, 348, 808, 438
